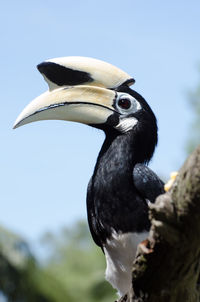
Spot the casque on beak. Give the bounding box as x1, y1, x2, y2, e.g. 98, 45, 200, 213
13, 56, 134, 129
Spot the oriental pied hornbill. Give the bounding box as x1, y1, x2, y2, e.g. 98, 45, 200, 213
13, 57, 164, 296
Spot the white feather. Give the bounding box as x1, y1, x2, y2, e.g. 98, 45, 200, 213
103, 231, 148, 296
115, 117, 138, 133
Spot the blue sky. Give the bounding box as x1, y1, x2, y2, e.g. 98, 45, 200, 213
1, 0, 200, 243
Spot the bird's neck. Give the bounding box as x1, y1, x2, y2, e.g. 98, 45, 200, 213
95, 129, 155, 175
96, 133, 136, 176
88, 128, 156, 240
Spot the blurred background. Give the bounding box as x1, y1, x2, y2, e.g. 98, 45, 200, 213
0, 0, 200, 301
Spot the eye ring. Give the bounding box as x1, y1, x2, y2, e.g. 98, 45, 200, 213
116, 92, 142, 114
118, 98, 131, 110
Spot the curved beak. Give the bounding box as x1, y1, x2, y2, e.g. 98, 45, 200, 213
13, 86, 117, 129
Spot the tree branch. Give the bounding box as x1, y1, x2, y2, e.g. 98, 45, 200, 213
119, 145, 200, 302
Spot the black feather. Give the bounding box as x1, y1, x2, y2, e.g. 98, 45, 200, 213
133, 164, 164, 203
86, 88, 162, 247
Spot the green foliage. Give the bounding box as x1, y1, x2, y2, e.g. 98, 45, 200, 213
0, 226, 72, 302
186, 65, 200, 153
40, 221, 116, 302
0, 222, 116, 302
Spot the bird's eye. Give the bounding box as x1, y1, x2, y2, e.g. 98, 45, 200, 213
116, 92, 141, 114
118, 98, 131, 110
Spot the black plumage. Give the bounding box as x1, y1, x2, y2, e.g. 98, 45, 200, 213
14, 57, 165, 296
133, 164, 164, 203
86, 86, 164, 248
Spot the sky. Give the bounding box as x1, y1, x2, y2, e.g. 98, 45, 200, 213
1, 0, 200, 245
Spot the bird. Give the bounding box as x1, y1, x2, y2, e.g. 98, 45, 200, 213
13, 56, 164, 296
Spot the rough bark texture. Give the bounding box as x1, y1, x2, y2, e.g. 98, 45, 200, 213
118, 145, 200, 302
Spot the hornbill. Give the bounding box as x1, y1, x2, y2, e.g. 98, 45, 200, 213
13, 57, 164, 296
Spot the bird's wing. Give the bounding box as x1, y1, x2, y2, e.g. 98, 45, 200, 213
133, 163, 164, 203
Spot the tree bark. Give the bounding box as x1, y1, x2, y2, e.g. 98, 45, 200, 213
118, 145, 200, 302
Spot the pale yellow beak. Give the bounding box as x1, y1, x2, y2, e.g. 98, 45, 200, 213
13, 85, 117, 129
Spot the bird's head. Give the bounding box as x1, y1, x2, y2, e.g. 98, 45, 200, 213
13, 57, 157, 162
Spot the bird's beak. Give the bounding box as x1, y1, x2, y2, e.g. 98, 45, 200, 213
13, 85, 117, 129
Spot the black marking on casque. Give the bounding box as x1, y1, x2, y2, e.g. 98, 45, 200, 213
122, 78, 135, 86
37, 62, 93, 86
109, 78, 135, 91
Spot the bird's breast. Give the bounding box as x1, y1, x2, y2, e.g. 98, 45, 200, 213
92, 172, 150, 240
